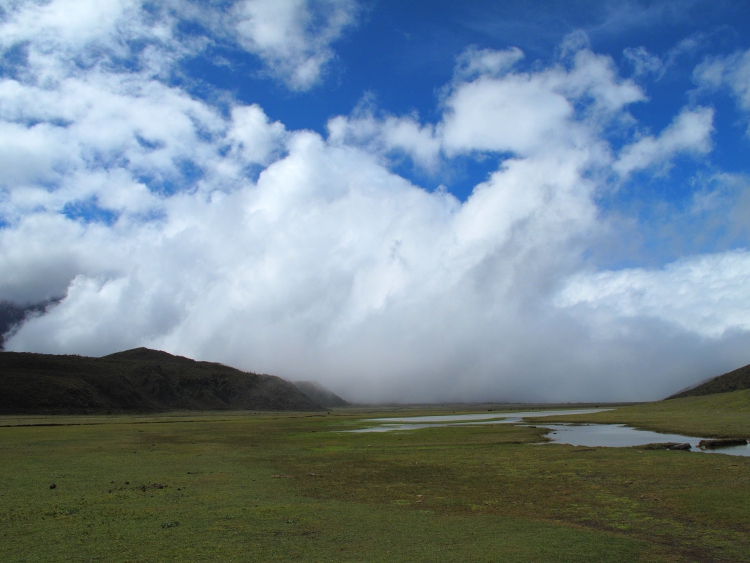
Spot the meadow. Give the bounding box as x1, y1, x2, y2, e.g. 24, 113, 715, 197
1, 392, 749, 562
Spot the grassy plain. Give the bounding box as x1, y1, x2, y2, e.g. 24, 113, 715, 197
1, 397, 749, 562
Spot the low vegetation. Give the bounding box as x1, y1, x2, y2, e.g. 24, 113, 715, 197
1, 392, 748, 562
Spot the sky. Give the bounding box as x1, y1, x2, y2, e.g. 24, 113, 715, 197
1, 0, 750, 403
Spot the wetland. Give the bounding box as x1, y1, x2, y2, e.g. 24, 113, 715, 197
1, 390, 749, 562
350, 409, 750, 456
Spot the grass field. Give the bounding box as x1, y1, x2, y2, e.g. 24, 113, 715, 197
1, 394, 749, 562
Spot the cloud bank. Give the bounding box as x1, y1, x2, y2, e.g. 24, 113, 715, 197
1, 1, 749, 403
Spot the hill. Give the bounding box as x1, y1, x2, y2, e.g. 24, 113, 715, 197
292, 380, 350, 407
667, 362, 750, 399
0, 348, 323, 414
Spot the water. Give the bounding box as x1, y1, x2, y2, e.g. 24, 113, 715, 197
365, 410, 608, 424
348, 409, 608, 433
542, 424, 750, 457
347, 410, 750, 457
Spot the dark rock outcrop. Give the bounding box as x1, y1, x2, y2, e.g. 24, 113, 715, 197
698, 438, 748, 449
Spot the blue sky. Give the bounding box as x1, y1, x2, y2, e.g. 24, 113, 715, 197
1, 0, 749, 402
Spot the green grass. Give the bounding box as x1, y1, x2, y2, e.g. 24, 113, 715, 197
1, 398, 749, 562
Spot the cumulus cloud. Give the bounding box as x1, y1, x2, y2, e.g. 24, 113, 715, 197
1, 12, 748, 403
327, 110, 441, 171
441, 44, 644, 157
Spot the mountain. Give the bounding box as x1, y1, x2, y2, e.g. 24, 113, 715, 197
667, 362, 750, 399
292, 380, 350, 408
0, 348, 323, 414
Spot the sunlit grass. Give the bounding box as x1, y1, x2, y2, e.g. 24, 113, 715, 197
1, 399, 748, 562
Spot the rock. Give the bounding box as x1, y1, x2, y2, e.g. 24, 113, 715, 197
639, 442, 690, 450
698, 438, 748, 449
667, 443, 691, 450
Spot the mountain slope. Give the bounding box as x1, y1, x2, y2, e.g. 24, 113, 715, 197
293, 380, 350, 408
668, 362, 750, 399
0, 348, 322, 414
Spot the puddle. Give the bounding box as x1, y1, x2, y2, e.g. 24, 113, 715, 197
541, 424, 750, 457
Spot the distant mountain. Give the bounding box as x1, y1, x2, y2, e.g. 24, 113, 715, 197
0, 348, 323, 414
292, 380, 350, 408
668, 363, 750, 399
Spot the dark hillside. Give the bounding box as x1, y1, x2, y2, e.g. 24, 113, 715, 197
105, 348, 188, 362
668, 363, 750, 399
0, 348, 322, 414
293, 380, 350, 407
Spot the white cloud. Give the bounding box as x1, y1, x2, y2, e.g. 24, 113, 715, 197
0, 0, 359, 91
694, 49, 750, 133
623, 46, 664, 77
0, 0, 138, 50
613, 106, 713, 176
327, 111, 441, 171
230, 0, 359, 90
0, 11, 747, 404
226, 104, 288, 166
441, 71, 575, 156
453, 46, 525, 80
441, 45, 643, 157
557, 250, 750, 338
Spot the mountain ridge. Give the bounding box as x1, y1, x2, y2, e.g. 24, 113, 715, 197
292, 380, 350, 408
667, 362, 750, 399
0, 348, 323, 414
